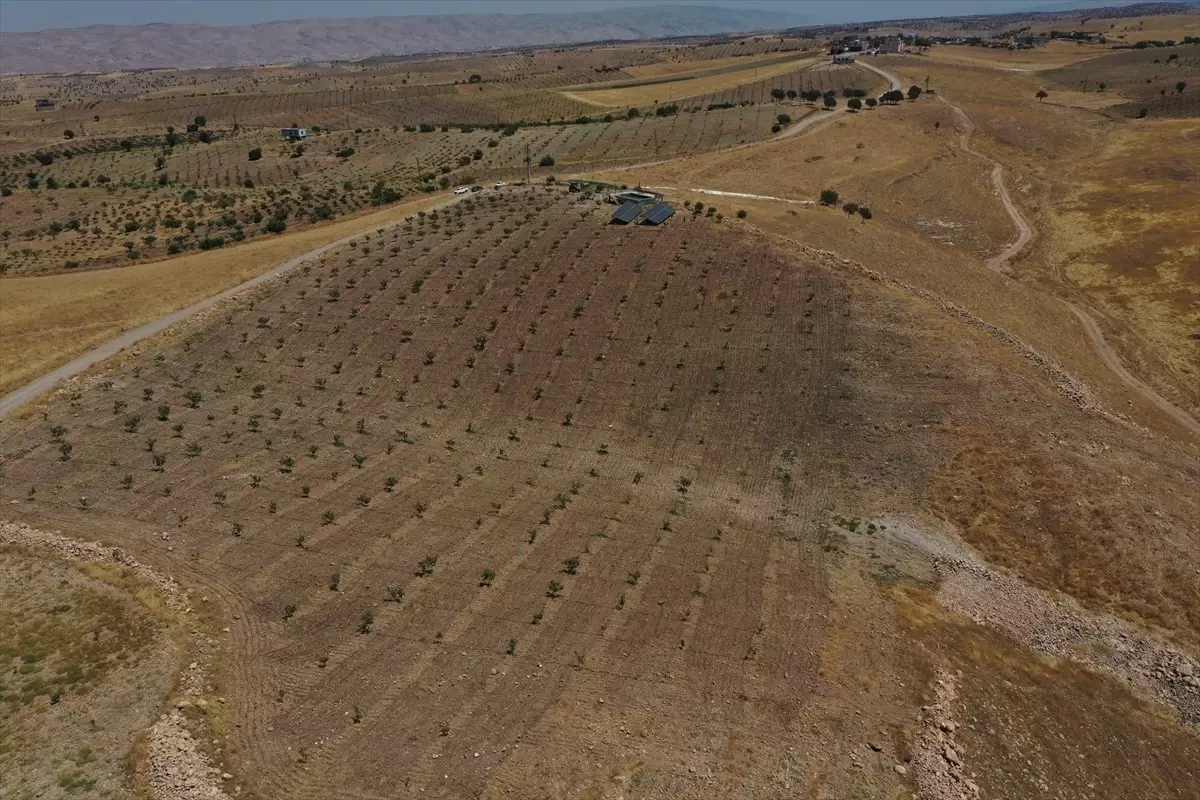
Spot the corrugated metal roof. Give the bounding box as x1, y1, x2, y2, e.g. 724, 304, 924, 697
641, 202, 674, 225
611, 200, 645, 224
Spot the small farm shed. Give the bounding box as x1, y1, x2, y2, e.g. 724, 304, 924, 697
832, 52, 855, 64
281, 127, 309, 141
608, 189, 659, 205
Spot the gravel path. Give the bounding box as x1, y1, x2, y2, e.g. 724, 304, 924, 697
0, 195, 467, 418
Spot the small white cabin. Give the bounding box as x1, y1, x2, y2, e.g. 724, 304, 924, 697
281, 127, 308, 141
832, 52, 855, 64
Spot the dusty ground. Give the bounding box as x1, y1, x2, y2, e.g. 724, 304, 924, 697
0, 537, 178, 800
2, 12, 1199, 800
2, 187, 1198, 799
0, 194, 471, 398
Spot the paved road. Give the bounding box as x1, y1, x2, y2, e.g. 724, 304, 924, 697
938, 91, 1197, 432
0, 194, 466, 417
5, 64, 901, 419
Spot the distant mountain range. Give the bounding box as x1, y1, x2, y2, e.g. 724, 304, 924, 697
0, 5, 804, 75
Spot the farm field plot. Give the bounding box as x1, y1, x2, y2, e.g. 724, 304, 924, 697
6, 10, 1200, 800
1039, 44, 1200, 118
1, 45, 843, 281
560, 53, 819, 107
4, 187, 1199, 800
1031, 11, 1200, 44
0, 188, 852, 798
622, 51, 808, 79
0, 192, 459, 397
920, 40, 1110, 70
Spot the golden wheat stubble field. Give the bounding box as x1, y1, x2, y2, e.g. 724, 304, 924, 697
2, 187, 1198, 799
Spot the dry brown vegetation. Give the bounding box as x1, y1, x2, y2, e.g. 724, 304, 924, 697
2, 10, 1200, 800
0, 193, 463, 397
0, 545, 178, 799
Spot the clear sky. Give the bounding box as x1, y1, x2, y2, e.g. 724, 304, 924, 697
0, 0, 1149, 33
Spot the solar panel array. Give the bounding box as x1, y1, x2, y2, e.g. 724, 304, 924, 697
610, 200, 646, 224
641, 203, 675, 226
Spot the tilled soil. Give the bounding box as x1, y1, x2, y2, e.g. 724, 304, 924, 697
2, 188, 1197, 799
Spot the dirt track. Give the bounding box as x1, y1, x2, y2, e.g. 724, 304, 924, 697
570, 60, 903, 178
936, 90, 1198, 433
1065, 301, 1200, 433
776, 60, 903, 139
0, 194, 468, 418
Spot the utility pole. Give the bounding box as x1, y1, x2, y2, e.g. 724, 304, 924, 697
414, 154, 422, 182
524, 143, 531, 185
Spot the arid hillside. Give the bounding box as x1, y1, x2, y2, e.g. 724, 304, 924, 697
2, 8, 1200, 800
3, 187, 1198, 799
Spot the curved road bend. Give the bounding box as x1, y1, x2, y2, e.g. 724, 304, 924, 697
570, 60, 904, 177
0, 195, 468, 417
937, 89, 1197, 432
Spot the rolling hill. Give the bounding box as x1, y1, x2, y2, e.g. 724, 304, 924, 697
0, 5, 803, 75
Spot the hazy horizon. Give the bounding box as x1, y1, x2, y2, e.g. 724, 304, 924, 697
0, 0, 1156, 33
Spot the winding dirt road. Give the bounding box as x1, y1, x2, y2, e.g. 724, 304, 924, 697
5, 60, 1191, 434
569, 60, 904, 177
938, 90, 1197, 433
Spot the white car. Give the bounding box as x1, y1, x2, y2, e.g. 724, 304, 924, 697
453, 186, 470, 195
494, 181, 507, 188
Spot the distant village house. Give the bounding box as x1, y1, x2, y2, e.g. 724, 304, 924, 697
34, 98, 55, 111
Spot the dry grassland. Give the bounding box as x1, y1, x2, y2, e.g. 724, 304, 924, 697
2, 18, 1200, 799
893, 589, 1200, 797
0, 194, 457, 396
1032, 118, 1200, 415
561, 55, 818, 107
1031, 11, 1200, 43
590, 99, 1014, 262
621, 51, 810, 80
0, 546, 177, 799
917, 39, 1109, 70
878, 57, 1198, 414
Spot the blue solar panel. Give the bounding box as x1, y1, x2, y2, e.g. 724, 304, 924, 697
611, 200, 644, 224
641, 203, 674, 225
